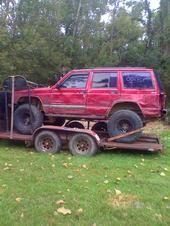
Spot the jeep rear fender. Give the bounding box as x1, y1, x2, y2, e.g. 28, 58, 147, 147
108, 101, 144, 119
17, 96, 44, 111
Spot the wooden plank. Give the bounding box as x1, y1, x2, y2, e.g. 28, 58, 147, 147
107, 128, 143, 142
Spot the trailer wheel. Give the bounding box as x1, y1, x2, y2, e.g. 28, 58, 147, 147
92, 122, 107, 132
107, 110, 143, 143
65, 121, 85, 129
69, 133, 98, 156
34, 130, 61, 154
14, 104, 43, 135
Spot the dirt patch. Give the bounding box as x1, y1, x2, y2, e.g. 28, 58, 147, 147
144, 121, 169, 135
108, 193, 137, 208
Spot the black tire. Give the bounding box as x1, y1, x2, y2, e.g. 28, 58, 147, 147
69, 133, 98, 156
107, 110, 143, 143
91, 122, 107, 132
14, 104, 43, 135
65, 121, 85, 129
34, 130, 61, 154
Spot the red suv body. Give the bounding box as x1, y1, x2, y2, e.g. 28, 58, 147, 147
14, 67, 166, 121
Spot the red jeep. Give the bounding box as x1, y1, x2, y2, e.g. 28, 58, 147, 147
13, 67, 166, 142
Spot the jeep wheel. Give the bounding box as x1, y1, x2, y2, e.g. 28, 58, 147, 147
107, 110, 143, 143
14, 104, 43, 135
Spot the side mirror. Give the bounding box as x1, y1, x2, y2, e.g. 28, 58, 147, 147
56, 83, 61, 89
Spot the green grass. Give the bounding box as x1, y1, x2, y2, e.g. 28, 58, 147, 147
0, 129, 170, 226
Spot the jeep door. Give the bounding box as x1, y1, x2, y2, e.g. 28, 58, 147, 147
86, 71, 120, 117
50, 73, 89, 115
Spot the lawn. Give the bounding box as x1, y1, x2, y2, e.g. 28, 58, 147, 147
0, 123, 170, 226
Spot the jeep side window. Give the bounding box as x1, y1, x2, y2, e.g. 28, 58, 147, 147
123, 72, 154, 89
92, 72, 117, 88
60, 74, 88, 88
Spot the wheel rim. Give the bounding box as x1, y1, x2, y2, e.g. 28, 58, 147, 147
117, 119, 133, 133
40, 136, 54, 152
23, 113, 30, 125
74, 138, 91, 154
22, 112, 34, 126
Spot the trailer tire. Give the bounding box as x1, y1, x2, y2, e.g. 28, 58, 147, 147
107, 110, 143, 143
34, 130, 61, 154
14, 104, 43, 135
65, 121, 85, 129
69, 133, 98, 156
92, 122, 107, 132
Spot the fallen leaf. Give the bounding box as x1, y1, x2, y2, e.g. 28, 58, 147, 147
63, 163, 68, 168
67, 189, 70, 192
76, 208, 83, 215
20, 169, 24, 172
52, 164, 55, 168
116, 177, 121, 181
3, 167, 10, 171
67, 175, 73, 179
160, 172, 165, 176
127, 170, 132, 174
164, 168, 168, 171
115, 189, 121, 195
56, 200, 65, 205
163, 196, 169, 200
141, 159, 145, 162
81, 164, 88, 169
57, 207, 72, 215
16, 197, 22, 202
104, 180, 109, 184
20, 212, 24, 218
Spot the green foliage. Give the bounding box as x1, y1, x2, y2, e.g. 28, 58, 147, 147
0, 0, 170, 92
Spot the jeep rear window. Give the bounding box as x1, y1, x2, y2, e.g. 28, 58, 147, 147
60, 74, 88, 88
92, 72, 117, 88
122, 72, 153, 89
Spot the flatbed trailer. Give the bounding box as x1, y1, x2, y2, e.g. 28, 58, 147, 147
0, 125, 163, 155
0, 76, 163, 156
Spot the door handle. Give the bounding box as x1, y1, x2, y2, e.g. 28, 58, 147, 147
80, 90, 87, 94
112, 90, 118, 94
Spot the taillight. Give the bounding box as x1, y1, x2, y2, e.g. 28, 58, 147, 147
160, 92, 166, 108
